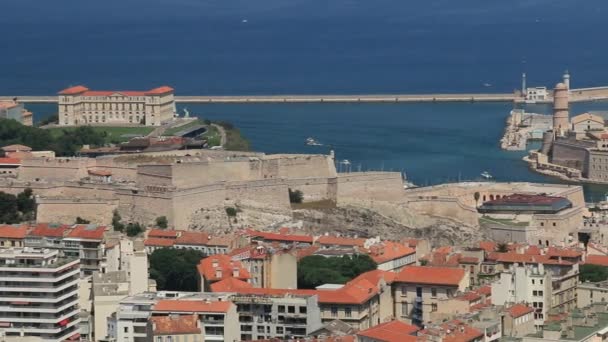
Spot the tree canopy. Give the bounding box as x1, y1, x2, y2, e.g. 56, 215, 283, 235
149, 248, 205, 291
580, 264, 608, 283
297, 254, 377, 289
0, 188, 35, 224
0, 119, 106, 156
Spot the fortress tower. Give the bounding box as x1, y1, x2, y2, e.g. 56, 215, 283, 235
553, 82, 570, 137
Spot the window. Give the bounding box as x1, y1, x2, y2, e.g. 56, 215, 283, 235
276, 327, 283, 334
533, 290, 537, 296
345, 307, 352, 318
278, 305, 285, 313
538, 290, 543, 296
401, 303, 409, 316
288, 306, 295, 313
401, 286, 407, 297
331, 307, 338, 317
540, 279, 543, 285
431, 288, 437, 298
431, 303, 438, 312
299, 306, 307, 314
124, 327, 129, 333
552, 222, 556, 227
532, 279, 535, 285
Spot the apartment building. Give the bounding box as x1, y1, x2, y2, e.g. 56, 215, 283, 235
230, 245, 298, 289
0, 248, 80, 341
58, 85, 175, 126
197, 254, 250, 291
367, 241, 416, 272
356, 320, 418, 342
577, 280, 608, 308
143, 229, 230, 255
503, 304, 536, 338
492, 264, 552, 328
147, 314, 202, 342
62, 224, 107, 275
0, 224, 28, 248
393, 266, 469, 326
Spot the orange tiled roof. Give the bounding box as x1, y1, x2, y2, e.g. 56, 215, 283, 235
247, 229, 313, 243
0, 224, 28, 239
367, 241, 415, 264
58, 85, 89, 95
479, 241, 497, 253
395, 266, 465, 286
175, 231, 210, 246
490, 252, 574, 265
146, 86, 174, 95
197, 254, 250, 282
207, 235, 232, 247
150, 314, 200, 335
459, 256, 480, 264
0, 157, 21, 165
586, 255, 608, 267
476, 285, 491, 296
154, 300, 232, 313
442, 324, 483, 342
547, 247, 582, 258
356, 320, 418, 342
144, 237, 176, 247
506, 303, 534, 318
148, 229, 179, 239
296, 246, 320, 260
87, 169, 111, 177
210, 277, 253, 292
28, 223, 71, 237
65, 224, 106, 240
525, 245, 541, 255
317, 235, 366, 247
456, 291, 481, 302
435, 246, 452, 254
317, 270, 394, 305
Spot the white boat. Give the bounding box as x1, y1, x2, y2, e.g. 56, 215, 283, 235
306, 137, 322, 146
481, 171, 493, 179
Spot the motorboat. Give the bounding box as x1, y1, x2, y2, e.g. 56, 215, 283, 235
481, 171, 493, 179
306, 137, 322, 146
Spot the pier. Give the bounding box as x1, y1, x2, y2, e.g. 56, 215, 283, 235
3, 86, 608, 104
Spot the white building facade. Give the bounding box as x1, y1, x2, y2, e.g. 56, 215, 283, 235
58, 85, 175, 126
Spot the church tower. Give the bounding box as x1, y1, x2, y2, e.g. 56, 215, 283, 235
553, 82, 569, 137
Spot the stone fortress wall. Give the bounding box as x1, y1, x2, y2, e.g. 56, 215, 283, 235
1, 150, 404, 229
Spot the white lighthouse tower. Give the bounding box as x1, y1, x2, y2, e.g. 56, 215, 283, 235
563, 70, 571, 90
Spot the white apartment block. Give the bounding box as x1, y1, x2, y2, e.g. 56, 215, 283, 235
58, 85, 175, 126
0, 248, 81, 341
492, 264, 552, 329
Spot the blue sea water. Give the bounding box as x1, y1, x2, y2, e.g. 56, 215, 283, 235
4, 0, 608, 199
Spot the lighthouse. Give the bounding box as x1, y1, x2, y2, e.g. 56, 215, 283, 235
563, 70, 571, 90
553, 82, 570, 137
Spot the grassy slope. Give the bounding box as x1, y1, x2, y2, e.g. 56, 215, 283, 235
48, 126, 154, 143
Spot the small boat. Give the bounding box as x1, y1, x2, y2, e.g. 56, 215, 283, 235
483, 83, 492, 87
242, 19, 248, 23
306, 137, 322, 146
481, 171, 493, 179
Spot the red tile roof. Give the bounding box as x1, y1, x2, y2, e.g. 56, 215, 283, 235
479, 241, 497, 253
29, 223, 71, 237
209, 277, 253, 292
506, 303, 534, 318
525, 245, 541, 255
356, 320, 418, 342
395, 266, 465, 286
0, 224, 28, 239
547, 247, 582, 258
88, 169, 111, 177
58, 85, 89, 95
247, 229, 313, 243
586, 255, 608, 267
490, 252, 574, 266
150, 314, 200, 335
442, 323, 483, 342
459, 256, 480, 264
144, 237, 176, 247
367, 241, 415, 264
318, 270, 394, 305
317, 235, 366, 247
435, 246, 453, 254
148, 229, 179, 238
65, 224, 106, 240
197, 254, 250, 282
175, 231, 210, 246
154, 300, 232, 313
207, 235, 232, 247
296, 246, 320, 260
456, 291, 481, 302
0, 157, 21, 165
476, 285, 491, 296
146, 86, 174, 95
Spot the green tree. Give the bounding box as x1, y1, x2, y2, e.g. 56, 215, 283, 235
580, 264, 608, 283
155, 216, 168, 229
225, 207, 237, 217
297, 254, 377, 289
112, 210, 124, 232
75, 217, 90, 224
149, 248, 205, 291
0, 192, 20, 224
126, 223, 144, 237
289, 189, 304, 204
37, 114, 59, 127
496, 243, 509, 253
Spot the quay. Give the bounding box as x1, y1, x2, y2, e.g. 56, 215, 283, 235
3, 86, 608, 104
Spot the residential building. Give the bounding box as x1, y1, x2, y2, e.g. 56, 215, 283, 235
0, 224, 28, 248
0, 248, 80, 341
62, 224, 107, 275
356, 320, 418, 342
230, 245, 298, 289
197, 254, 250, 291
366, 241, 416, 272
246, 229, 314, 246
147, 314, 202, 342
0, 100, 32, 126
577, 280, 608, 308
102, 238, 150, 295
522, 304, 608, 342
526, 87, 549, 102
418, 320, 484, 342
492, 263, 551, 328
393, 266, 469, 326
58, 85, 175, 126
152, 299, 239, 342
143, 229, 230, 255
0, 157, 21, 177
503, 303, 535, 338
93, 271, 132, 341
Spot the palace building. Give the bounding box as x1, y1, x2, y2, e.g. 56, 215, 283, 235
58, 85, 175, 126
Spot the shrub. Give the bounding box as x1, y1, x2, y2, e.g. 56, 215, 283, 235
225, 207, 237, 217
289, 189, 304, 204
76, 217, 90, 224
155, 216, 168, 229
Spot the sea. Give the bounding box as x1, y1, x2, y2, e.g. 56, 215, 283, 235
2, 0, 608, 200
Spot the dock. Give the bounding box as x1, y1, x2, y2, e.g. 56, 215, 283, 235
3, 86, 608, 104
